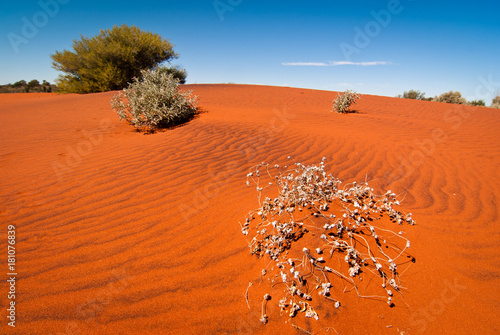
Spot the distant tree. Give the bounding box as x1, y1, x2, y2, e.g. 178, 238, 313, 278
397, 89, 427, 100
28, 79, 40, 88
467, 99, 485, 106
0, 79, 57, 93
51, 24, 182, 93
12, 80, 27, 88
435, 91, 466, 104
491, 95, 500, 109
155, 65, 187, 84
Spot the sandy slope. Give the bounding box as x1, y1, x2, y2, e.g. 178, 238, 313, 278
0, 85, 499, 334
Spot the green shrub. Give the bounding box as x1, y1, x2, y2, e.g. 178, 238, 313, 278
332, 89, 361, 114
12, 80, 27, 88
435, 91, 466, 104
397, 89, 427, 100
27, 79, 40, 88
51, 24, 182, 93
110, 67, 197, 132
156, 65, 187, 84
467, 99, 485, 106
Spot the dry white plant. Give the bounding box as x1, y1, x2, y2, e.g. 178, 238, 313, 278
240, 158, 415, 324
111, 67, 197, 131
332, 89, 361, 114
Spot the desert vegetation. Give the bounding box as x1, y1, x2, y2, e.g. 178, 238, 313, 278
154, 65, 187, 85
466, 99, 486, 106
434, 91, 467, 104
241, 159, 414, 325
110, 67, 197, 132
332, 90, 361, 114
0, 80, 56, 93
397, 89, 432, 101
491, 96, 500, 109
397, 89, 497, 107
51, 24, 186, 93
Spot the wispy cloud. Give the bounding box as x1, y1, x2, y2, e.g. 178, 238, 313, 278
281, 62, 329, 66
333, 61, 390, 66
282, 61, 390, 67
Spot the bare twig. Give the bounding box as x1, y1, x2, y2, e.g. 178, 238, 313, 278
245, 282, 253, 309
291, 323, 312, 334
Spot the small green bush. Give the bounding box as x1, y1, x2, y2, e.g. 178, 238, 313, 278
467, 99, 486, 106
435, 91, 466, 104
397, 89, 427, 100
332, 89, 361, 114
111, 67, 197, 132
156, 65, 187, 84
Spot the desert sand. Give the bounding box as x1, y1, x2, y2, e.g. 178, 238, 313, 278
0, 85, 499, 334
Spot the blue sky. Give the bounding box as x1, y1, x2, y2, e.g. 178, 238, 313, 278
1, 0, 499, 102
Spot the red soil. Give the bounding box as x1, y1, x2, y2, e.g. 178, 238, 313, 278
0, 85, 499, 334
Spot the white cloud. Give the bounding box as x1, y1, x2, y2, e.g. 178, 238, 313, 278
281, 62, 329, 66
283, 61, 390, 67
334, 61, 390, 66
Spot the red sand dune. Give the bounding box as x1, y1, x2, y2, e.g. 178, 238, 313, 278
0, 85, 499, 334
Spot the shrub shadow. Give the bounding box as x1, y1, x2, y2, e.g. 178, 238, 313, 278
334, 109, 360, 115
138, 106, 208, 134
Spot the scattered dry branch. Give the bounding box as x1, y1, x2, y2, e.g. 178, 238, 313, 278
240, 158, 415, 325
